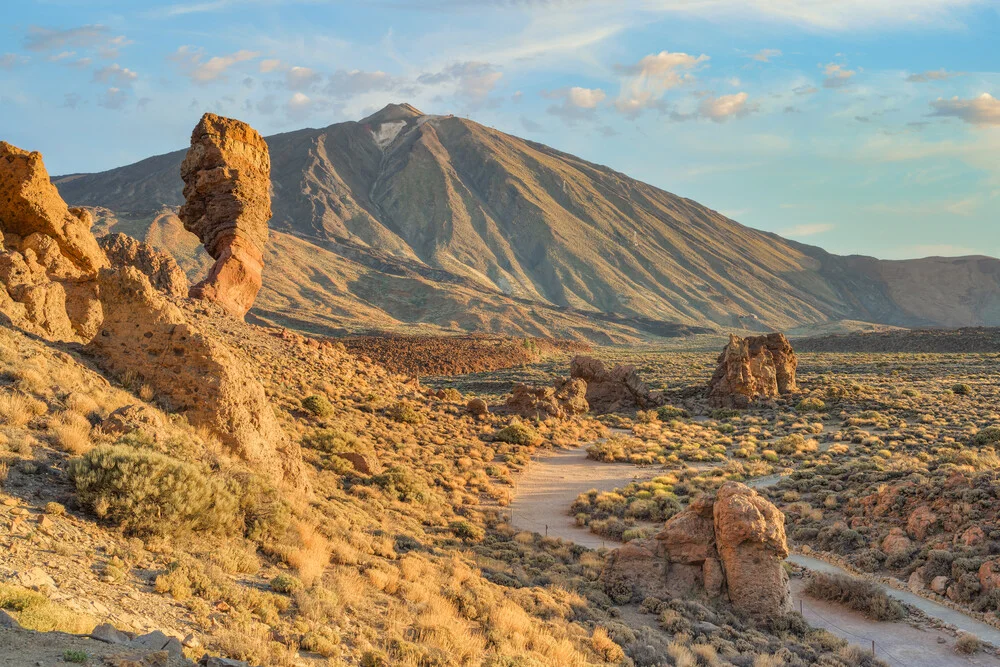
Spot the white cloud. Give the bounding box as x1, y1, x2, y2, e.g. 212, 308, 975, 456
782, 223, 835, 237
865, 198, 979, 217
170, 46, 258, 83
615, 51, 708, 117
749, 48, 781, 63
326, 69, 400, 98
906, 69, 962, 83
259, 58, 282, 73
645, 0, 985, 30
698, 92, 752, 122
92, 63, 138, 86
285, 66, 321, 90
929, 93, 1000, 126
822, 62, 856, 88
544, 86, 607, 124
285, 91, 314, 120
97, 87, 128, 110
418, 61, 502, 104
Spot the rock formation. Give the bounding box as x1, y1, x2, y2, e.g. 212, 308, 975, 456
99, 233, 188, 299
504, 378, 588, 419
0, 142, 107, 341
707, 333, 797, 408
602, 482, 791, 618
88, 266, 304, 487
178, 113, 271, 318
569, 355, 661, 413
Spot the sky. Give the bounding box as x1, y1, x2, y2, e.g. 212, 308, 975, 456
2, 0, 999, 261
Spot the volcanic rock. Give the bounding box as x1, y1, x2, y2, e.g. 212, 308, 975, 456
707, 333, 797, 408
602, 482, 791, 617
99, 233, 188, 298
0, 142, 106, 340
505, 377, 588, 419
88, 266, 304, 486
569, 355, 660, 413
713, 482, 791, 617
179, 113, 271, 318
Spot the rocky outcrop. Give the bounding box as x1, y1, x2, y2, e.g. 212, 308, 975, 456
99, 233, 188, 298
713, 482, 792, 617
707, 333, 797, 408
87, 266, 304, 486
602, 482, 791, 618
569, 355, 660, 414
179, 113, 271, 318
504, 378, 588, 419
0, 142, 107, 341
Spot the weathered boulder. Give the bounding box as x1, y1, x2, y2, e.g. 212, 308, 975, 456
179, 113, 271, 318
0, 142, 106, 341
602, 483, 790, 617
466, 397, 489, 417
906, 505, 938, 541
881, 527, 912, 555
99, 233, 188, 298
337, 451, 381, 476
570, 355, 660, 413
979, 560, 1000, 594
707, 333, 797, 408
505, 377, 588, 419
713, 482, 791, 617
88, 266, 304, 486
99, 404, 165, 438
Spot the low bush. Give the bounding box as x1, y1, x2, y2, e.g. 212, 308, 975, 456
804, 572, 906, 621
68, 445, 239, 537
301, 394, 334, 418
494, 422, 540, 446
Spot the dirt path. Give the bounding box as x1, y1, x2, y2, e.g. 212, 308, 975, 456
789, 577, 1000, 667
509, 445, 1000, 662
508, 445, 664, 549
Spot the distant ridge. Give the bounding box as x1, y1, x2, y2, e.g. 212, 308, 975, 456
53, 103, 1000, 342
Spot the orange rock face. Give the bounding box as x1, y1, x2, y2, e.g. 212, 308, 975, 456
602, 482, 791, 617
98, 233, 188, 299
88, 266, 304, 487
179, 113, 271, 318
707, 333, 797, 408
569, 355, 661, 414
0, 142, 107, 341
504, 378, 588, 419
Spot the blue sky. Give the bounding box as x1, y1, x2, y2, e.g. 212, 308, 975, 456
2, 0, 998, 260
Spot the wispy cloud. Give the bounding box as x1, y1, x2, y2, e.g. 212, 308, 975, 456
821, 62, 856, 88
614, 50, 707, 117
929, 93, 1000, 126
906, 68, 962, 83
92, 63, 138, 86
748, 48, 781, 63
169, 46, 259, 83
782, 223, 835, 237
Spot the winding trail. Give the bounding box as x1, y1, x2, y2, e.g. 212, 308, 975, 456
509, 443, 1000, 665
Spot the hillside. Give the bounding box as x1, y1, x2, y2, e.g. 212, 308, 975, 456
55, 103, 1000, 341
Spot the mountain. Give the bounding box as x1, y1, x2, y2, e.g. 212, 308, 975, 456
54, 103, 1000, 342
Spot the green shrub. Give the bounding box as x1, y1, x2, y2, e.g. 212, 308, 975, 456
796, 397, 826, 412
972, 426, 1000, 446
63, 651, 87, 664
804, 573, 905, 621
449, 520, 484, 542
955, 633, 979, 655
710, 408, 740, 420
68, 445, 239, 537
656, 406, 687, 421
302, 394, 334, 418
494, 422, 540, 446
371, 466, 431, 503
952, 383, 973, 396
270, 573, 303, 594
386, 402, 423, 424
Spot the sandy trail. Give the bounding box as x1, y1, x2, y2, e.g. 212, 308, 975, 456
509, 443, 1000, 663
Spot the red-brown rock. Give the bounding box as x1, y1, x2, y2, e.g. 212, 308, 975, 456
0, 142, 107, 341
179, 113, 271, 318
504, 378, 588, 419
569, 355, 660, 414
99, 233, 188, 299
707, 333, 797, 408
906, 505, 938, 541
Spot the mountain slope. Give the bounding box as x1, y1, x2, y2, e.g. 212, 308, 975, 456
55, 103, 1000, 339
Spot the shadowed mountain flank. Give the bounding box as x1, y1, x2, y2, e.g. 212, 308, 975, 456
54, 103, 1000, 341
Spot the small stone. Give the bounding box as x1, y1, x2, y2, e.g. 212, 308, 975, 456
0, 609, 22, 629
130, 630, 184, 657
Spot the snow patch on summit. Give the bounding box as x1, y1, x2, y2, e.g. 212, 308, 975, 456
371, 121, 406, 150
